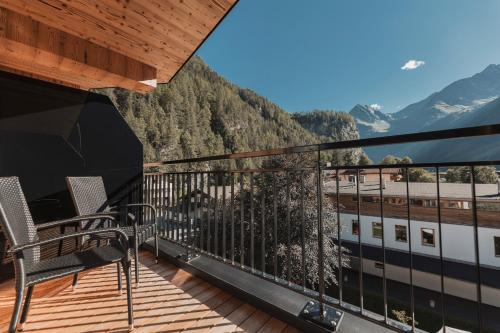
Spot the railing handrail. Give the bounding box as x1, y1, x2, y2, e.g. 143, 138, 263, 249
143, 123, 500, 167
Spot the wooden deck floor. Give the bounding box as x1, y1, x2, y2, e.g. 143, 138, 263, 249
0, 251, 300, 333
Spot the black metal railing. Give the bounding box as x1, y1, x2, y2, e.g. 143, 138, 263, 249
142, 124, 500, 333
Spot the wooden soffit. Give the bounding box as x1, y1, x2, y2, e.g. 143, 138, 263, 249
0, 0, 237, 92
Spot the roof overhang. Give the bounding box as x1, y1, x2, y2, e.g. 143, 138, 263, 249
0, 0, 237, 93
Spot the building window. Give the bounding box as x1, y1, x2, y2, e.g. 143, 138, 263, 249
352, 195, 358, 202
495, 237, 500, 257
395, 225, 407, 242
477, 202, 500, 212
372, 222, 382, 239
421, 228, 435, 247
362, 196, 380, 203
447, 200, 471, 210
384, 197, 407, 206
410, 198, 424, 206
352, 220, 359, 235
424, 199, 438, 207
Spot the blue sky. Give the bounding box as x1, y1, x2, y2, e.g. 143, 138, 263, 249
197, 0, 500, 114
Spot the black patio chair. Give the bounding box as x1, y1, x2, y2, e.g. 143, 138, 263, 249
0, 177, 134, 333
66, 176, 159, 287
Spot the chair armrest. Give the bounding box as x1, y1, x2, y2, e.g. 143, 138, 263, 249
8, 228, 128, 253
36, 214, 118, 230
110, 203, 157, 227
89, 210, 137, 225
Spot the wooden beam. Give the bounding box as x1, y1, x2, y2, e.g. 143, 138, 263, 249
0, 7, 157, 92
0, 0, 237, 83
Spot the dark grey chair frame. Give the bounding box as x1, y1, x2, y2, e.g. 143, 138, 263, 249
0, 177, 134, 333
66, 176, 159, 287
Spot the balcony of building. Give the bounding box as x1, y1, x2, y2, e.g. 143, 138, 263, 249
0, 1, 499, 333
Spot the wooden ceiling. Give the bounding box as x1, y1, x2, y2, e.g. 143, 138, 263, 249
0, 0, 237, 93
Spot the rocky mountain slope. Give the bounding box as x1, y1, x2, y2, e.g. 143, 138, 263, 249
349, 104, 393, 137
355, 64, 500, 162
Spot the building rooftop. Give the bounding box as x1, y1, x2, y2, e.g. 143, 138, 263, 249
337, 168, 402, 175
325, 180, 500, 201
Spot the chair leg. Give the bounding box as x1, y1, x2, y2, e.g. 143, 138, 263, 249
8, 287, 24, 333
122, 260, 134, 331
155, 229, 159, 264
117, 262, 122, 294
18, 286, 34, 331
71, 236, 84, 292
72, 273, 78, 291
134, 238, 139, 287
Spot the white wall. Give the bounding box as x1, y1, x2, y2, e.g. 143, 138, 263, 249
349, 257, 500, 307
479, 227, 500, 267
337, 213, 500, 267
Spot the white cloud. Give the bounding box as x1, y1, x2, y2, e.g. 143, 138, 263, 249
401, 60, 425, 71
370, 103, 382, 111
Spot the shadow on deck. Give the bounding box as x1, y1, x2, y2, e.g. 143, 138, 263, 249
0, 250, 299, 333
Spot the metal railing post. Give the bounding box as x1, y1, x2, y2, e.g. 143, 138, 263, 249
470, 166, 483, 333
301, 170, 306, 290
378, 169, 388, 323
186, 171, 192, 259
356, 168, 364, 312
316, 148, 325, 318
286, 171, 291, 284
300, 148, 343, 331
405, 168, 416, 332
335, 169, 342, 304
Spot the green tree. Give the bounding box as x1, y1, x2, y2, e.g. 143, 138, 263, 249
381, 155, 412, 165
202, 154, 348, 288
400, 156, 413, 164
358, 153, 373, 166
381, 155, 399, 165
407, 168, 434, 183
445, 166, 498, 184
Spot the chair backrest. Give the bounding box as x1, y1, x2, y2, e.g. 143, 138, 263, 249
66, 176, 109, 230
0, 177, 39, 266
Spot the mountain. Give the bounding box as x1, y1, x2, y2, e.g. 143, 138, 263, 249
410, 96, 500, 162
389, 64, 500, 135
349, 104, 392, 137
292, 110, 363, 163
355, 64, 500, 162
292, 110, 359, 142
96, 56, 360, 167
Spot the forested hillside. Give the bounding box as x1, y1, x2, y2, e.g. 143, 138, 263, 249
292, 110, 359, 142
96, 56, 359, 166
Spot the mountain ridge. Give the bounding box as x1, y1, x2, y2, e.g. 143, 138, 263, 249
349, 104, 392, 137
354, 63, 500, 162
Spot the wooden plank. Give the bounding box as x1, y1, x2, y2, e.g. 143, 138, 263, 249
0, 0, 237, 83
235, 309, 272, 333
181, 296, 244, 333
208, 303, 257, 333
152, 289, 233, 331
0, 250, 296, 333
257, 317, 288, 333
281, 325, 302, 333
133, 283, 219, 332
0, 6, 157, 93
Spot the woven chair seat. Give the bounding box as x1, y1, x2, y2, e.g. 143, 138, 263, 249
26, 241, 126, 286
122, 223, 156, 245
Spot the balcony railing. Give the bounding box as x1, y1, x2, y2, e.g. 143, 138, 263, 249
140, 124, 500, 333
